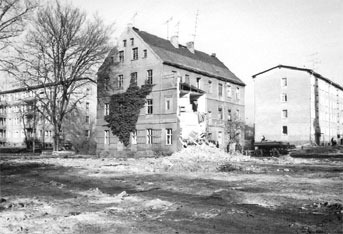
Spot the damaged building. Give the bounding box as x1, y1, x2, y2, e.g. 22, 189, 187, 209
96, 26, 245, 155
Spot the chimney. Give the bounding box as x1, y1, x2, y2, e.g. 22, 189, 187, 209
186, 41, 194, 53
170, 35, 179, 48
211, 53, 216, 57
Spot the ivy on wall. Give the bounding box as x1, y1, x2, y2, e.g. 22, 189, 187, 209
104, 78, 153, 146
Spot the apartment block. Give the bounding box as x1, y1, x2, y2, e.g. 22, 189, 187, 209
253, 65, 343, 146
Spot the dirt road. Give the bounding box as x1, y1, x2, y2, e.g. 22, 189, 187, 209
0, 154, 342, 233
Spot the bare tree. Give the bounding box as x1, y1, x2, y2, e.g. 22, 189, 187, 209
10, 1, 113, 151
0, 0, 37, 66
225, 113, 245, 153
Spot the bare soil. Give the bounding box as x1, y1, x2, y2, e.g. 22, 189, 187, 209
0, 154, 342, 234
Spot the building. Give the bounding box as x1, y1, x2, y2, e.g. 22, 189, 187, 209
96, 26, 245, 155
0, 76, 96, 149
253, 65, 343, 146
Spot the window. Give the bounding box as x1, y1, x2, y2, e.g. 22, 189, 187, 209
236, 87, 240, 100
104, 103, 109, 116
131, 130, 137, 145
281, 93, 288, 102
185, 74, 190, 84
282, 109, 288, 118
196, 77, 201, 89
147, 69, 153, 84
226, 84, 232, 98
281, 77, 287, 87
130, 72, 137, 84
208, 81, 212, 93
218, 107, 223, 120
143, 49, 147, 58
146, 129, 153, 144
85, 130, 89, 137
228, 109, 232, 121
118, 75, 124, 88
85, 116, 90, 124
166, 128, 172, 145
218, 83, 223, 97
119, 50, 124, 62
132, 47, 138, 60
86, 102, 89, 111
146, 99, 153, 114
104, 130, 110, 144
165, 98, 172, 111
123, 39, 127, 47
236, 109, 240, 120
130, 38, 134, 46
282, 126, 288, 135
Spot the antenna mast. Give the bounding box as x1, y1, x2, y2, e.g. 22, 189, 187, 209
164, 17, 173, 39
192, 10, 199, 43
175, 21, 180, 37
130, 12, 138, 26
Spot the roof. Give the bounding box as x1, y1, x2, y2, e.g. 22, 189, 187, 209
132, 27, 245, 86
252, 64, 343, 92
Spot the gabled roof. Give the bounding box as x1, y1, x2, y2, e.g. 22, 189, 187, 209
132, 27, 245, 86
252, 64, 343, 92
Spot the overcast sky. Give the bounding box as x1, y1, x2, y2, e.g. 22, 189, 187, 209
71, 0, 343, 123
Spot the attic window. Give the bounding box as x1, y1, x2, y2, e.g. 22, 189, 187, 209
130, 38, 134, 46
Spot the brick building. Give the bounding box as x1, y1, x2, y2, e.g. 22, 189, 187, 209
253, 65, 343, 146
96, 26, 245, 155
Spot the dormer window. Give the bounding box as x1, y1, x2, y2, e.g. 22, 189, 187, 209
130, 38, 134, 46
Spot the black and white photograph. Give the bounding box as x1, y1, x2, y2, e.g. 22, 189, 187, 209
0, 0, 342, 233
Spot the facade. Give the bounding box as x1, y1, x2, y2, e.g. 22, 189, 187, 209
0, 76, 96, 149
253, 65, 343, 146
96, 26, 245, 155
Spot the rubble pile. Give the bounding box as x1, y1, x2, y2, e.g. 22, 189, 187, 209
155, 145, 251, 172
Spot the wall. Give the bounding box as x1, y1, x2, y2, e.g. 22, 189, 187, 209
254, 68, 312, 145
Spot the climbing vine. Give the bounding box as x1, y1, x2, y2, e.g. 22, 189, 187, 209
104, 78, 153, 146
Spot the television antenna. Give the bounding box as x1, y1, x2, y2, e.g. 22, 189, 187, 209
174, 21, 180, 37
130, 12, 138, 26
192, 10, 199, 43
164, 17, 173, 39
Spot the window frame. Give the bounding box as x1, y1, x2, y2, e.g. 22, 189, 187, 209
147, 69, 153, 84
282, 126, 288, 135
282, 109, 288, 118
118, 75, 124, 88
104, 103, 109, 116
146, 128, 153, 144
146, 99, 153, 114
281, 93, 288, 102
104, 130, 110, 145
281, 77, 287, 87
166, 128, 172, 145
218, 83, 223, 97
132, 47, 138, 60
119, 50, 124, 62
130, 72, 137, 84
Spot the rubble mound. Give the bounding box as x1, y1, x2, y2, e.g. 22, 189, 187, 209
157, 145, 251, 172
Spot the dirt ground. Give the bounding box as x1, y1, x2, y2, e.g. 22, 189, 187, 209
0, 148, 343, 234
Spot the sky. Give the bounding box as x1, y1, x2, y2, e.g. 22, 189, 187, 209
70, 0, 343, 123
